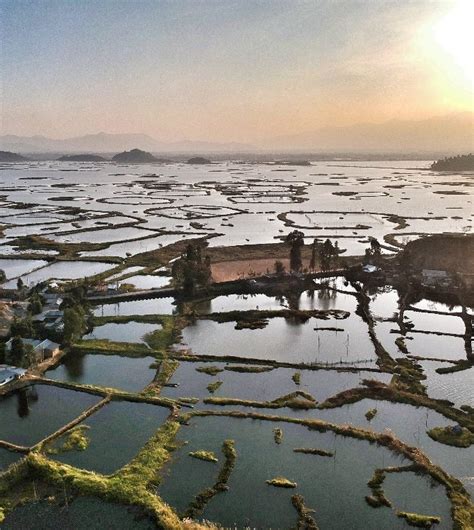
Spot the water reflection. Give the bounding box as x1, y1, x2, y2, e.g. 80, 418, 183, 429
15, 386, 39, 419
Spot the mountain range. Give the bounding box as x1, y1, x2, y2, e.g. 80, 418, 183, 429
1, 112, 472, 154
0, 133, 251, 154
264, 112, 474, 153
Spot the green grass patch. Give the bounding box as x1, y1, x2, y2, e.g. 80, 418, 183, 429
427, 427, 474, 448
291, 494, 319, 530
45, 425, 90, 454
189, 450, 218, 463
206, 381, 223, 394
196, 365, 223, 376
273, 428, 283, 444
365, 408, 377, 421
266, 476, 297, 488
292, 371, 301, 385
397, 511, 441, 528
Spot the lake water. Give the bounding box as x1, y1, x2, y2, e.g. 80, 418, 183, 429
52, 400, 169, 474
159, 415, 452, 529
83, 321, 162, 344
0, 159, 471, 527
46, 352, 157, 392
0, 385, 100, 446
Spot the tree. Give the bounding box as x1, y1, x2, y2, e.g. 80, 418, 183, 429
0, 269, 6, 284
63, 306, 87, 345
319, 239, 337, 271
274, 260, 286, 275
286, 230, 305, 272
9, 336, 25, 367
17, 278, 24, 290
364, 238, 382, 265
172, 244, 212, 295
28, 296, 43, 315
309, 239, 318, 271
10, 317, 34, 338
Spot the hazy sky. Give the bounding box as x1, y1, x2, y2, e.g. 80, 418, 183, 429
1, 0, 472, 142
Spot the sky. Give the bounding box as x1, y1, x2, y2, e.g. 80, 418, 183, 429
1, 0, 473, 143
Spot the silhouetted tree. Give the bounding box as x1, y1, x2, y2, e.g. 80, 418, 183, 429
309, 239, 318, 271
319, 239, 337, 271
274, 260, 286, 275
286, 230, 304, 272
172, 243, 212, 295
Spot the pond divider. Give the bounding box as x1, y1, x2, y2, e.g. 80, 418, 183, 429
33, 396, 111, 452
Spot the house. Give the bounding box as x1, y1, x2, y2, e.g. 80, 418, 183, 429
0, 365, 27, 387
33, 309, 64, 323
5, 338, 60, 362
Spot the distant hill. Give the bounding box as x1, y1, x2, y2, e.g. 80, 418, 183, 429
0, 150, 28, 162
112, 148, 160, 163
0, 133, 159, 154
0, 133, 252, 154
262, 112, 474, 153
187, 156, 211, 164
57, 154, 107, 162
431, 154, 474, 171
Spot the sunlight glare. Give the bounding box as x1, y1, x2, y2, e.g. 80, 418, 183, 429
433, 0, 474, 84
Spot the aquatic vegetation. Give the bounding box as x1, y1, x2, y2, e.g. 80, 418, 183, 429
291, 494, 319, 530
397, 511, 441, 528
273, 428, 283, 444
365, 408, 378, 421
292, 371, 301, 385
204, 390, 318, 410
46, 425, 91, 454
189, 409, 474, 529
196, 365, 223, 376
185, 439, 236, 519
427, 426, 474, 448
293, 448, 333, 457
266, 476, 297, 488
188, 450, 218, 463
224, 365, 274, 373
206, 381, 223, 394
366, 468, 393, 508
0, 420, 192, 529
395, 337, 409, 354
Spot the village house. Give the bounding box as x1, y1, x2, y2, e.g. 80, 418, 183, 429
5, 338, 60, 363
0, 365, 27, 387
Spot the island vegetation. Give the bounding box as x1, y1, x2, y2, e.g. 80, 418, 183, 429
431, 154, 474, 171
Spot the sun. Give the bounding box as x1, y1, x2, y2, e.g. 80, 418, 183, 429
432, 0, 474, 84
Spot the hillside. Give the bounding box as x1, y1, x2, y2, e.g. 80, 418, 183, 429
401, 234, 474, 275
187, 156, 211, 164
57, 154, 107, 162
0, 151, 28, 162
263, 112, 474, 153
112, 148, 159, 163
